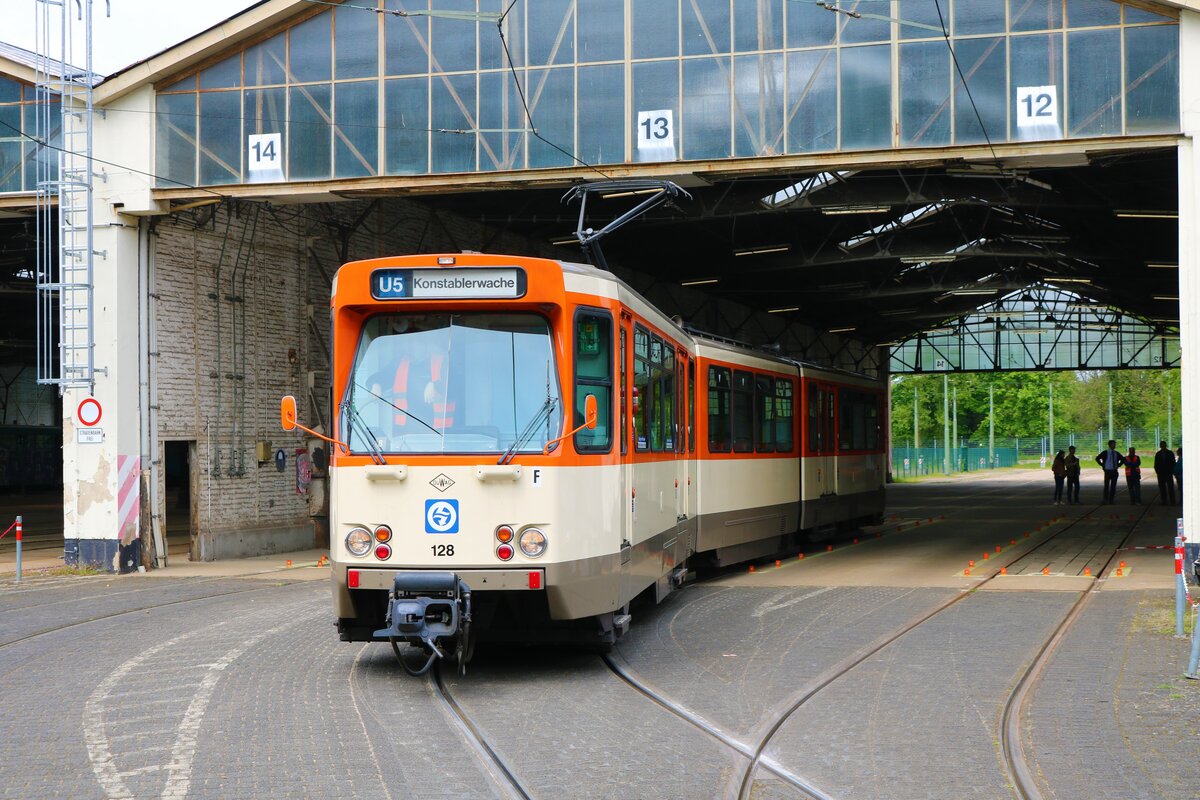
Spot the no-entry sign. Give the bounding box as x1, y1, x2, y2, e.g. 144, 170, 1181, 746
77, 397, 103, 427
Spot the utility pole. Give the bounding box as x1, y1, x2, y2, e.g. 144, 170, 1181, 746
914, 387, 919, 449
943, 373, 950, 474
988, 385, 995, 467
952, 386, 958, 471
1108, 381, 1114, 442
1168, 389, 1173, 448
1049, 382, 1054, 455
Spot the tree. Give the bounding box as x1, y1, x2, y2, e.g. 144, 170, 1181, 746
888, 369, 1180, 447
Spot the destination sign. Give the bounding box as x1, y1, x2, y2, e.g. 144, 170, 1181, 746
371, 268, 526, 300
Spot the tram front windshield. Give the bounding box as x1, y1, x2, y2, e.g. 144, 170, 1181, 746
344, 313, 562, 454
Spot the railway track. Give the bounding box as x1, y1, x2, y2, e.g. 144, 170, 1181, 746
393, 490, 1155, 800
597, 496, 1155, 800
0, 578, 307, 660
430, 661, 534, 800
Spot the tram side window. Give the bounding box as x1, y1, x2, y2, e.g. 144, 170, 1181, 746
633, 327, 650, 451
838, 389, 880, 451
827, 387, 836, 452
574, 311, 613, 453
649, 335, 664, 451
620, 327, 627, 454
866, 393, 881, 450
775, 378, 794, 452
688, 359, 696, 453
707, 366, 731, 452
755, 374, 774, 452
732, 370, 754, 453
662, 345, 675, 451
807, 384, 822, 452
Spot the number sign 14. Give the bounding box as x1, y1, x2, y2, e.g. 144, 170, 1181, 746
247, 132, 284, 182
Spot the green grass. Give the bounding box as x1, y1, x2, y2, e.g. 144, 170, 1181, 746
1132, 594, 1189, 636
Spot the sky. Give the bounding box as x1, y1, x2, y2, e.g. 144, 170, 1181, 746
5, 0, 260, 76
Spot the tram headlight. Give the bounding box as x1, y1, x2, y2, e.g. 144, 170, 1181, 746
518, 528, 547, 558
345, 527, 372, 557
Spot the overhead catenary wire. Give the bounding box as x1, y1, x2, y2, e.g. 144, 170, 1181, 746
0, 116, 403, 240
82, 103, 478, 137
931, 0, 1004, 170
494, 1, 610, 180
301, 0, 501, 22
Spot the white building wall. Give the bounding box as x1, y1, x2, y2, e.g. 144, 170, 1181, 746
1179, 10, 1200, 541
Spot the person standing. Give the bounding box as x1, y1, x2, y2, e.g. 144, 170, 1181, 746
1154, 441, 1177, 505
1064, 445, 1081, 504
1175, 447, 1183, 505
1096, 440, 1125, 504
1124, 446, 1142, 505
1051, 450, 1066, 505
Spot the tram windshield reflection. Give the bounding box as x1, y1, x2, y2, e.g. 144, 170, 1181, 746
345, 313, 561, 454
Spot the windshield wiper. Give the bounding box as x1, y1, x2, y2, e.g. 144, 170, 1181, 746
498, 397, 557, 465
352, 382, 441, 437
340, 400, 386, 465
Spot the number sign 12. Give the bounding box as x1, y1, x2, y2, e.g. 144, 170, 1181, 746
1015, 85, 1058, 129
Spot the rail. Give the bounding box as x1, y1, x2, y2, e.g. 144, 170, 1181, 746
589, 495, 1156, 800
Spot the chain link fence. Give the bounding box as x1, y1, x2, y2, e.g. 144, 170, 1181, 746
892, 426, 1183, 478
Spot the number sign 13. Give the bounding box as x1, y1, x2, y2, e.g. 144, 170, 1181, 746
1015, 85, 1058, 129
636, 109, 675, 150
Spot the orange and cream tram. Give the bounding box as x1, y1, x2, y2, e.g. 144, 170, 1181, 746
280, 253, 885, 673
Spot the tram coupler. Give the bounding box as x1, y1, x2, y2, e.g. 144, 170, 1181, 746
374, 571, 472, 660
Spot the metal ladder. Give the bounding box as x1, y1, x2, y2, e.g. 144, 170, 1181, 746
34, 0, 106, 394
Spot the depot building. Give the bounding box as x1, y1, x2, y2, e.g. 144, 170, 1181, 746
0, 0, 1194, 569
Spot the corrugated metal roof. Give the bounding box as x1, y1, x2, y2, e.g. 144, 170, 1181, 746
0, 41, 44, 73
0, 40, 75, 81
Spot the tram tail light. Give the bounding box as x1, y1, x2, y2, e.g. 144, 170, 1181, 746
497, 543, 514, 561
375, 544, 391, 560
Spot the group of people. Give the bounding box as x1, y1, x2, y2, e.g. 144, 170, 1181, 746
1050, 441, 1183, 506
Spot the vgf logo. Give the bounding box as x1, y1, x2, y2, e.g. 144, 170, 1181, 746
424, 499, 459, 533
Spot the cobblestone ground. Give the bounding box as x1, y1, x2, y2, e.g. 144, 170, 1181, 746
614, 584, 958, 741
0, 576, 294, 646
752, 591, 1078, 800
1025, 590, 1200, 800
0, 578, 323, 799
0, 485, 1193, 800
445, 647, 737, 799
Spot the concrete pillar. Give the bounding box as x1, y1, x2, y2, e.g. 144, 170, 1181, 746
1180, 11, 1200, 540
61, 86, 162, 571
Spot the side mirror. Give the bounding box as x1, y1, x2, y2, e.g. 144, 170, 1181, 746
584, 394, 598, 429
281, 395, 298, 431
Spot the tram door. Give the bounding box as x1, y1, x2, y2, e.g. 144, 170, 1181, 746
619, 313, 634, 566
810, 381, 836, 498
675, 348, 689, 529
